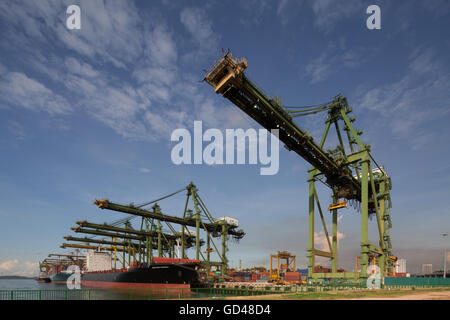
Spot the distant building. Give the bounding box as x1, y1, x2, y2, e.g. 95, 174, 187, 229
396, 259, 406, 274
422, 264, 432, 274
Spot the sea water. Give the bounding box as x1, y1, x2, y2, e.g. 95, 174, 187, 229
0, 278, 67, 290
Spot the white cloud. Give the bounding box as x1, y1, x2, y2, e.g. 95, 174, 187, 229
314, 230, 345, 266
0, 259, 38, 277
65, 57, 99, 78
357, 47, 450, 149
276, 0, 306, 26
145, 25, 178, 68
421, 0, 450, 18
0, 71, 72, 115
0, 259, 19, 272
315, 230, 345, 252
277, 0, 290, 16
311, 0, 363, 33
7, 121, 26, 140
238, 0, 270, 26
0, 1, 250, 144
180, 8, 215, 45
179, 7, 219, 63
305, 40, 368, 83
139, 168, 150, 173
57, 0, 144, 68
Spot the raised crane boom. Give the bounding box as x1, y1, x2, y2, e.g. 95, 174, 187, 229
93, 199, 244, 238
204, 51, 394, 281
203, 52, 360, 200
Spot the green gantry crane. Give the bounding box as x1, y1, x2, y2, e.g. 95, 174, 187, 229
203, 51, 394, 284
86, 182, 244, 276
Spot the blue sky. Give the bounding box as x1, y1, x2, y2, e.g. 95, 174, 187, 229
0, 0, 449, 276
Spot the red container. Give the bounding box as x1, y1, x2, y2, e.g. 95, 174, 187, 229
152, 257, 200, 264
284, 272, 301, 281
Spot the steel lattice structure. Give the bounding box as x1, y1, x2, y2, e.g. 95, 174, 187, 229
203, 51, 395, 283
64, 182, 245, 277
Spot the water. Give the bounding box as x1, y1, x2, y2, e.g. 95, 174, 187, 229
0, 279, 277, 300
0, 279, 205, 299
0, 279, 67, 290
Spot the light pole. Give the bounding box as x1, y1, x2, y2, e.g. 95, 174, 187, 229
444, 233, 448, 278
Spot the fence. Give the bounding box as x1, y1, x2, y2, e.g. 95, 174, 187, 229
295, 277, 450, 291
384, 277, 450, 289
3, 278, 449, 300
0, 286, 293, 300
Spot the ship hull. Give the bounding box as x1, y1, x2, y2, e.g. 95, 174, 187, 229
51, 272, 72, 284
81, 263, 199, 290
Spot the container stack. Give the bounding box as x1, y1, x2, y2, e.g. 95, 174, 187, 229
259, 272, 270, 281
152, 257, 200, 264
284, 271, 301, 282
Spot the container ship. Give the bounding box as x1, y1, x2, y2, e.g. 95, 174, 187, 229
51, 270, 74, 284
38, 252, 85, 284
80, 252, 200, 290
37, 272, 51, 283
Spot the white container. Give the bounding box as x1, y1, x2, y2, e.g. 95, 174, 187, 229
86, 251, 112, 272
214, 216, 239, 227
176, 228, 196, 236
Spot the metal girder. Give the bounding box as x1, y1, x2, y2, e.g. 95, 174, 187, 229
313, 249, 335, 259
76, 220, 190, 241
204, 52, 361, 200
203, 51, 394, 284
72, 227, 146, 241
60, 243, 129, 253
93, 199, 244, 238
63, 235, 165, 251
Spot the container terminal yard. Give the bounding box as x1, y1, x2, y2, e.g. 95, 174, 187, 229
5, 51, 445, 301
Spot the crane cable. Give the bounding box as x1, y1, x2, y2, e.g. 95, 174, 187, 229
136, 187, 187, 208
283, 100, 334, 118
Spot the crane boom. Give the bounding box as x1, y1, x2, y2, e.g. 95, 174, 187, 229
93, 199, 244, 238
204, 52, 360, 199
204, 51, 395, 281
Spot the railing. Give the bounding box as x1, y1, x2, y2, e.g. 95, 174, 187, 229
2, 281, 449, 300
0, 287, 293, 300
384, 277, 450, 289
296, 278, 450, 292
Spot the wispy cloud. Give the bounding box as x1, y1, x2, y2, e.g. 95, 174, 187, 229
314, 230, 345, 266
0, 72, 72, 115
6, 121, 26, 141
357, 47, 450, 150
274, 0, 307, 26
304, 39, 369, 84
310, 0, 363, 33
0, 1, 246, 143
139, 168, 151, 174
238, 0, 270, 26
179, 7, 220, 63
0, 259, 38, 277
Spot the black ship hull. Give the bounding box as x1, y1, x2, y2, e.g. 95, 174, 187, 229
81, 263, 199, 290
